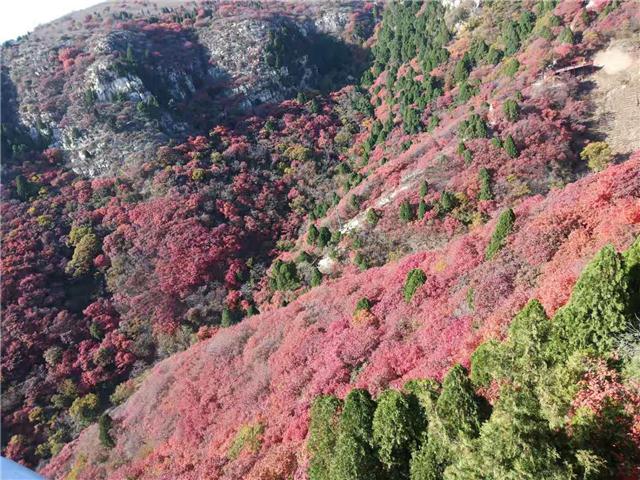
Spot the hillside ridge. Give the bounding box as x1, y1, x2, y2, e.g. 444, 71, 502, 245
1, 1, 639, 479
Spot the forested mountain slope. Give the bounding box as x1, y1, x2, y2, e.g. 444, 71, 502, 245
1, 1, 639, 479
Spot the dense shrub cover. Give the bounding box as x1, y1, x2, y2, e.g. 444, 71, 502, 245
38, 155, 640, 480
308, 241, 640, 479
1, 81, 361, 465
1, 0, 639, 477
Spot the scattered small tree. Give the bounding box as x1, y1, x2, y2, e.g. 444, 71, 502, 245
478, 168, 493, 201
98, 414, 115, 448
503, 99, 520, 122
366, 208, 380, 226
485, 208, 516, 260
403, 269, 427, 302
270, 260, 300, 291
66, 233, 100, 277
308, 224, 319, 245
227, 422, 264, 460
69, 394, 99, 426
580, 142, 612, 172
355, 297, 373, 314
354, 252, 369, 271
504, 134, 518, 158
399, 200, 414, 223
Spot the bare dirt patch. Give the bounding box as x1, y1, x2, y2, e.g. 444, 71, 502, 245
590, 41, 640, 155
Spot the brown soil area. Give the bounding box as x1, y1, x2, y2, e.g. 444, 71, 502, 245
591, 41, 640, 155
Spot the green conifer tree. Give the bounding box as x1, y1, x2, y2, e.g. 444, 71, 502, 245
309, 395, 342, 480
331, 389, 382, 480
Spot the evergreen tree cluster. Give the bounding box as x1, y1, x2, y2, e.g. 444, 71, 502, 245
308, 239, 640, 480
366, 1, 450, 136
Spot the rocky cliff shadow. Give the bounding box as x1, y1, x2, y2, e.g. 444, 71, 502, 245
1, 68, 48, 167
262, 14, 370, 96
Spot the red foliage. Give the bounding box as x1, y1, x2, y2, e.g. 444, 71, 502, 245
40, 157, 640, 479
4, 1, 640, 474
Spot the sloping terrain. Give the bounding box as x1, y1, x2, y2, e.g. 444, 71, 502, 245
1, 1, 640, 479
42, 156, 640, 479
1, 1, 372, 175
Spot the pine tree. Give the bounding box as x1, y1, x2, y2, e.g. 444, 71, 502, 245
517, 11, 536, 39
399, 200, 414, 223
435, 364, 481, 439
486, 46, 503, 65
504, 134, 518, 158
309, 97, 320, 114
419, 180, 428, 197
15, 175, 34, 201
503, 58, 520, 77
221, 307, 236, 327
470, 340, 504, 387
502, 21, 521, 55
445, 387, 572, 479
623, 236, 640, 313
331, 389, 382, 480
308, 224, 319, 245
372, 389, 425, 478
558, 27, 574, 45
503, 99, 520, 122
485, 208, 516, 260
478, 168, 492, 201
403, 269, 426, 303
417, 200, 428, 220
438, 191, 457, 215
310, 267, 323, 287
309, 395, 342, 480
453, 53, 472, 84
318, 227, 332, 248
98, 414, 115, 448
506, 300, 551, 371
459, 114, 488, 139
550, 245, 630, 358
409, 433, 449, 480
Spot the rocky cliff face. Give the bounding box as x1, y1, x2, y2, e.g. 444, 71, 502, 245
1, 1, 372, 176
